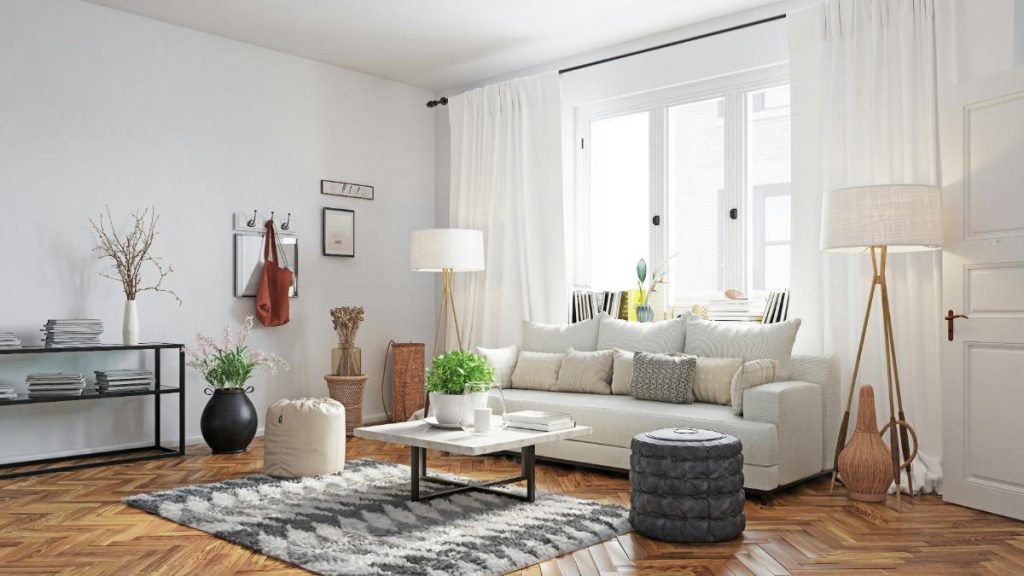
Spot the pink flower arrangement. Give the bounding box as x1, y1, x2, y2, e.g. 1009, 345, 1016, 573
184, 315, 288, 389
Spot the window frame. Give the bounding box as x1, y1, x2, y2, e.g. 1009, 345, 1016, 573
573, 63, 789, 307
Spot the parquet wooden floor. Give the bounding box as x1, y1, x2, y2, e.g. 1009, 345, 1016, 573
1, 437, 1022, 575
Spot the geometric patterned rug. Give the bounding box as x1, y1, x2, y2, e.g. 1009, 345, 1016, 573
125, 458, 630, 576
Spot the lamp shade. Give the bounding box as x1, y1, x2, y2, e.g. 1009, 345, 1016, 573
410, 228, 485, 272
821, 184, 943, 252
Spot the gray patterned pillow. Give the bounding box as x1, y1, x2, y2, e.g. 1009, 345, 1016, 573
629, 352, 697, 404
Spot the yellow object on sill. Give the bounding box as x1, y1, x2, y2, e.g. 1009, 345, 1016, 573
627, 289, 643, 322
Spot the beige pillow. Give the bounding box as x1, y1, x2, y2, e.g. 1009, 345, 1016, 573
511, 351, 564, 391
731, 359, 779, 415
554, 348, 614, 394
611, 349, 634, 395
693, 357, 744, 406
476, 345, 518, 389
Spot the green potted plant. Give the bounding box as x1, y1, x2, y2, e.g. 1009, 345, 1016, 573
425, 350, 494, 426
185, 315, 288, 453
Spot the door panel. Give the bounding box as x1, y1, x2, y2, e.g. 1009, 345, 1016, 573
941, 68, 1024, 521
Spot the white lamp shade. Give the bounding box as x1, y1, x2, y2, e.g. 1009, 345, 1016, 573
410, 228, 485, 272
821, 184, 943, 252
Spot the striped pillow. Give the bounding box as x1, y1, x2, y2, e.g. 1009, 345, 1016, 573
731, 359, 779, 415
683, 316, 800, 380
596, 315, 687, 354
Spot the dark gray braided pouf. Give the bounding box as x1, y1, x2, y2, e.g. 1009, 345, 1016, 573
629, 427, 745, 542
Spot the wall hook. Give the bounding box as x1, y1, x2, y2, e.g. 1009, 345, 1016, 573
281, 213, 292, 231
269, 211, 275, 225
246, 210, 258, 227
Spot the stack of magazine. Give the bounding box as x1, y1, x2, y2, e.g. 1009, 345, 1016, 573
0, 382, 16, 400
506, 410, 575, 432
0, 332, 21, 350
25, 373, 86, 397
95, 369, 154, 392
42, 319, 103, 347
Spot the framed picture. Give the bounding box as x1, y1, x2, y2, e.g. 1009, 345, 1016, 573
322, 207, 355, 257
321, 179, 374, 201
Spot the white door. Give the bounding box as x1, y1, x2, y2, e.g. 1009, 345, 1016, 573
941, 68, 1024, 521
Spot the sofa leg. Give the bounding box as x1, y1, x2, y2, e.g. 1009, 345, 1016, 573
761, 492, 770, 505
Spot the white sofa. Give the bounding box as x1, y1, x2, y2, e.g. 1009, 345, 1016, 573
491, 315, 841, 494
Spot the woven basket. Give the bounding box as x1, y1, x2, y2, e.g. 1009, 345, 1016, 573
390, 343, 425, 422
324, 374, 367, 435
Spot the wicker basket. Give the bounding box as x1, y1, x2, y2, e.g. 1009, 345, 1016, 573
324, 374, 368, 435
390, 343, 424, 422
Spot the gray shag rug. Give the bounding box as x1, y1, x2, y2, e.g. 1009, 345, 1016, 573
124, 458, 629, 576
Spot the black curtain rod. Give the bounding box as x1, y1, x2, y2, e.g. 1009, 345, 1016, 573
426, 13, 786, 108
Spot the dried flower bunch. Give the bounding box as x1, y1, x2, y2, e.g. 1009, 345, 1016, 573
90, 206, 181, 304
330, 306, 365, 348
185, 314, 288, 390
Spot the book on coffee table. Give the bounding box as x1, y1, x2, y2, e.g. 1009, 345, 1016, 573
505, 410, 575, 431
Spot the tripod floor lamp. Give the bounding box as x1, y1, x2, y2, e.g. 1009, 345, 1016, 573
410, 228, 485, 358
822, 184, 943, 510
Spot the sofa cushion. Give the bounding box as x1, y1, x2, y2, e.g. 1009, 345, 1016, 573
631, 352, 696, 404
510, 351, 563, 390
522, 315, 601, 353
554, 348, 614, 394
693, 357, 744, 406
731, 359, 778, 415
597, 316, 686, 353
610, 349, 633, 395
684, 316, 801, 379
501, 389, 779, 467
476, 345, 518, 389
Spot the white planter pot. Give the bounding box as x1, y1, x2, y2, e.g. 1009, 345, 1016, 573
123, 300, 139, 345
430, 391, 487, 426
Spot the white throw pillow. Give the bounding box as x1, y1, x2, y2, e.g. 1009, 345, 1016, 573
554, 348, 614, 394
510, 351, 565, 391
610, 349, 634, 395
522, 315, 602, 353
476, 345, 518, 389
596, 315, 687, 354
683, 316, 801, 380
731, 359, 779, 415
693, 357, 744, 406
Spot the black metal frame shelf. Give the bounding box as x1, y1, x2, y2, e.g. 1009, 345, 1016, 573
0, 343, 185, 480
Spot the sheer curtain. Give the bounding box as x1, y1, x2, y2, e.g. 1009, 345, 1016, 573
789, 0, 957, 493
448, 72, 567, 350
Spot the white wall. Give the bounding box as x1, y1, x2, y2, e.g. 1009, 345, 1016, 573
0, 0, 436, 463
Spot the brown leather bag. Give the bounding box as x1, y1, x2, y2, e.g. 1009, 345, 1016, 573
255, 220, 293, 327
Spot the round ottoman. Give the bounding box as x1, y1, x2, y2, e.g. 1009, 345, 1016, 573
629, 427, 745, 543
264, 398, 346, 478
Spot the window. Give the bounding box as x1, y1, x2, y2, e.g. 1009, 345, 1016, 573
574, 66, 791, 305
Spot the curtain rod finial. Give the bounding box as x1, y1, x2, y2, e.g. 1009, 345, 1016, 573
426, 96, 449, 108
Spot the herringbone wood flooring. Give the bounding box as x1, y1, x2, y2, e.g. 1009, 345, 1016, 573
1, 438, 1022, 575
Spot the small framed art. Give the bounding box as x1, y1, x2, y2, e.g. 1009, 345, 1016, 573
322, 208, 355, 257
321, 179, 374, 200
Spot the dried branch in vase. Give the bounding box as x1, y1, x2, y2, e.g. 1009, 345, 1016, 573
90, 206, 181, 304
330, 306, 364, 348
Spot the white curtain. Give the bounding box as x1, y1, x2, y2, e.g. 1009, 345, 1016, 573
789, 0, 958, 494
448, 72, 567, 350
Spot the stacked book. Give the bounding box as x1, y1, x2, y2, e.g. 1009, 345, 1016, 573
0, 382, 16, 400
0, 332, 21, 350
42, 319, 103, 347
506, 410, 575, 432
761, 290, 791, 324
25, 373, 86, 397
94, 369, 154, 392
571, 290, 628, 323
707, 299, 764, 322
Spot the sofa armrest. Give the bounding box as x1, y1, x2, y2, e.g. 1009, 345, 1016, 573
744, 381, 824, 485
789, 355, 841, 470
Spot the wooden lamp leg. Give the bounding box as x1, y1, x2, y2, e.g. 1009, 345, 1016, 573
881, 280, 915, 495
877, 247, 903, 511
831, 247, 880, 494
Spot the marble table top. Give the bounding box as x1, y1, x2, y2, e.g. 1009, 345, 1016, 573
354, 420, 592, 456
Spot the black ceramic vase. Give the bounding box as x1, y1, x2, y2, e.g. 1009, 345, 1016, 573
200, 387, 258, 454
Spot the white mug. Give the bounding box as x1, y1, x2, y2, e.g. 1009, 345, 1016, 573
474, 407, 492, 433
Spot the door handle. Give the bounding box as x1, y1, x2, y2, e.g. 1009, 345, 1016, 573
945, 309, 968, 341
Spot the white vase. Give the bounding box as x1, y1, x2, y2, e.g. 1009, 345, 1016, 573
123, 300, 139, 345
430, 392, 487, 426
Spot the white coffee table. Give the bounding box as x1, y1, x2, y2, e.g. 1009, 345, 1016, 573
354, 420, 592, 503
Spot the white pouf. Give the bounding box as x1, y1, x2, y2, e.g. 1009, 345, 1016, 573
264, 397, 346, 477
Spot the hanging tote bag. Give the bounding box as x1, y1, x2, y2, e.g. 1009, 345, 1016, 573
255, 220, 293, 327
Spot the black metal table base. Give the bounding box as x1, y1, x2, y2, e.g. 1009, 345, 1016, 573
410, 445, 536, 503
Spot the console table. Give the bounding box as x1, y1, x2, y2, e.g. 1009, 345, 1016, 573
0, 343, 185, 480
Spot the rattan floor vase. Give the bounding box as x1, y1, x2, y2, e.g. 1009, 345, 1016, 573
837, 385, 917, 502
324, 374, 368, 435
